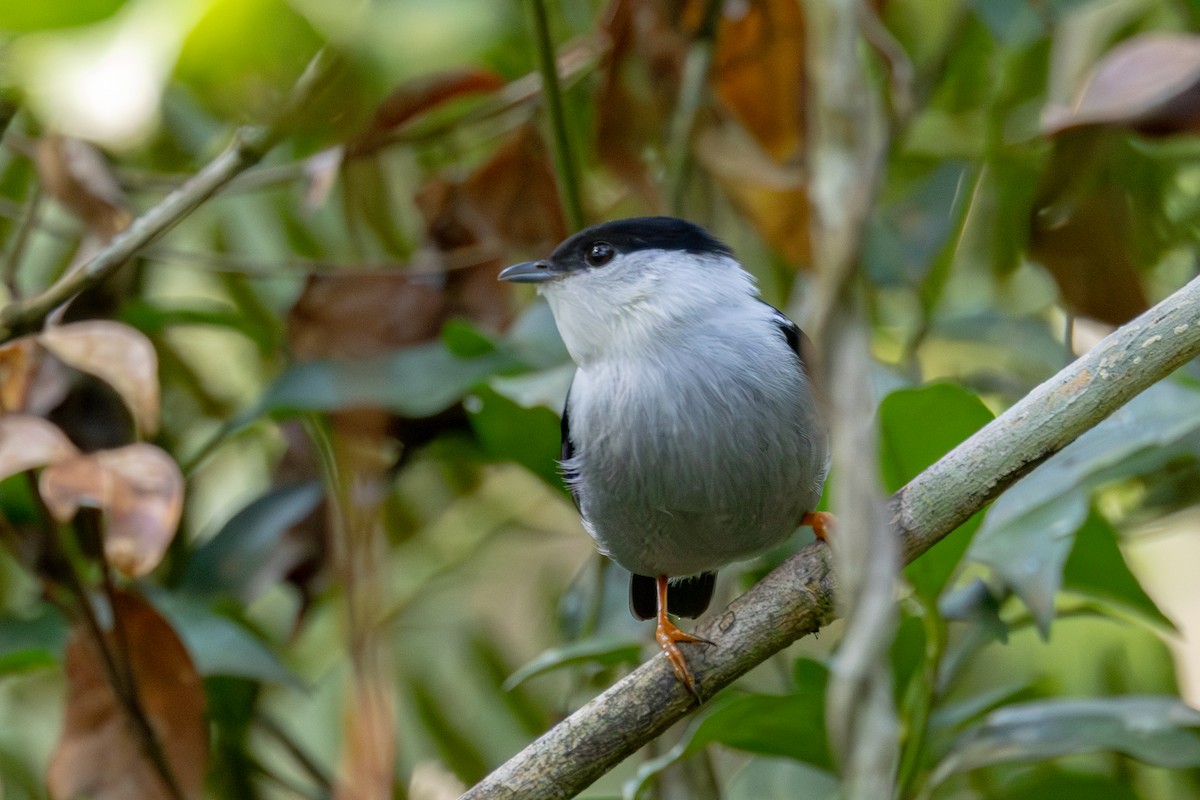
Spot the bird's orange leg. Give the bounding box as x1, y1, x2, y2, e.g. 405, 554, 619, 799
802, 511, 836, 542
654, 575, 713, 699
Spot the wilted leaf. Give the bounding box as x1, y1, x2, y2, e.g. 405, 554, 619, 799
1042, 33, 1200, 136
39, 321, 160, 436
694, 123, 810, 264
346, 68, 505, 157
0, 414, 80, 481
712, 0, 807, 163
459, 124, 568, 256
879, 383, 994, 601
969, 380, 1200, 634
1030, 180, 1148, 325
48, 591, 208, 800
930, 696, 1200, 788
39, 444, 184, 578
34, 135, 131, 240
0, 340, 37, 413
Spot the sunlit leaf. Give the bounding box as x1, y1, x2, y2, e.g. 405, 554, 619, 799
39, 321, 160, 436
970, 380, 1200, 634
879, 383, 994, 601
180, 481, 323, 602
931, 696, 1200, 788
48, 590, 208, 800
0, 0, 126, 31
502, 637, 641, 691
0, 414, 79, 481
39, 444, 184, 578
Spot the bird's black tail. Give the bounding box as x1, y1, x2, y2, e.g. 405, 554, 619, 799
629, 572, 717, 620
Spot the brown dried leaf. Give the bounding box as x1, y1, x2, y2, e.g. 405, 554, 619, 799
346, 68, 506, 157
39, 321, 160, 436
696, 123, 810, 264
712, 0, 807, 163
594, 0, 689, 202
461, 125, 569, 255
0, 414, 80, 481
1030, 185, 1148, 325
48, 590, 208, 800
39, 444, 184, 577
287, 273, 446, 360
34, 135, 132, 240
1044, 33, 1200, 136
0, 339, 38, 413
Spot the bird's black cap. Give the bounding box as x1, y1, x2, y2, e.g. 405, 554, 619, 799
499, 216, 734, 283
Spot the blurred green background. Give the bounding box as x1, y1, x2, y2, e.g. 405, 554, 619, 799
1, 0, 1200, 798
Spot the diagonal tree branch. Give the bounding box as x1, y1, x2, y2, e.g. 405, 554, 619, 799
460, 274, 1200, 800
0, 49, 343, 344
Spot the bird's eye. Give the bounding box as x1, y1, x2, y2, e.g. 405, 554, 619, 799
585, 242, 615, 267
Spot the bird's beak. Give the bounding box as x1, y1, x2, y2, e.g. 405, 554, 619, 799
498, 260, 563, 284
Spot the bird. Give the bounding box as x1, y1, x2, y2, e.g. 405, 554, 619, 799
498, 216, 831, 697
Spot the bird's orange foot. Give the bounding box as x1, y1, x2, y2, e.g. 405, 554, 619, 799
802, 511, 837, 542
655, 615, 714, 699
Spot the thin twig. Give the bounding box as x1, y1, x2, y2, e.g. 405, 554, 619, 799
2, 186, 44, 290
459, 275, 1200, 799
0, 49, 342, 344
527, 0, 585, 230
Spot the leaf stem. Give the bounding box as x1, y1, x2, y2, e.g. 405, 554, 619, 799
527, 0, 585, 230
665, 0, 723, 213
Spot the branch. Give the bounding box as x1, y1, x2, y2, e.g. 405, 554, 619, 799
0, 49, 342, 344
460, 276, 1200, 800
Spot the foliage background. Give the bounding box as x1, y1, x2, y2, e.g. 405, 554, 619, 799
1, 0, 1200, 798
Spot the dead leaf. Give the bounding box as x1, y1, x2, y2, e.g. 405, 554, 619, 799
346, 68, 506, 158
0, 414, 80, 481
695, 122, 810, 264
0, 340, 38, 413
1043, 33, 1200, 136
712, 0, 807, 163
1030, 184, 1148, 324
39, 444, 184, 578
48, 590, 208, 800
39, 321, 160, 436
460, 125, 569, 255
34, 135, 132, 240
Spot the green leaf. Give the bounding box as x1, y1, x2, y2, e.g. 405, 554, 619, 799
180, 481, 323, 601
879, 383, 994, 600
0, 0, 126, 31
502, 636, 641, 691
0, 606, 66, 674
726, 757, 839, 800
970, 380, 1200, 634
931, 696, 1200, 788
150, 591, 297, 686
255, 342, 516, 419
988, 768, 1141, 800
1062, 508, 1174, 632
468, 367, 572, 491
626, 659, 832, 798
442, 318, 499, 358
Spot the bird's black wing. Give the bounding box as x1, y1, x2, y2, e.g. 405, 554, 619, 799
761, 301, 816, 372
559, 380, 582, 509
